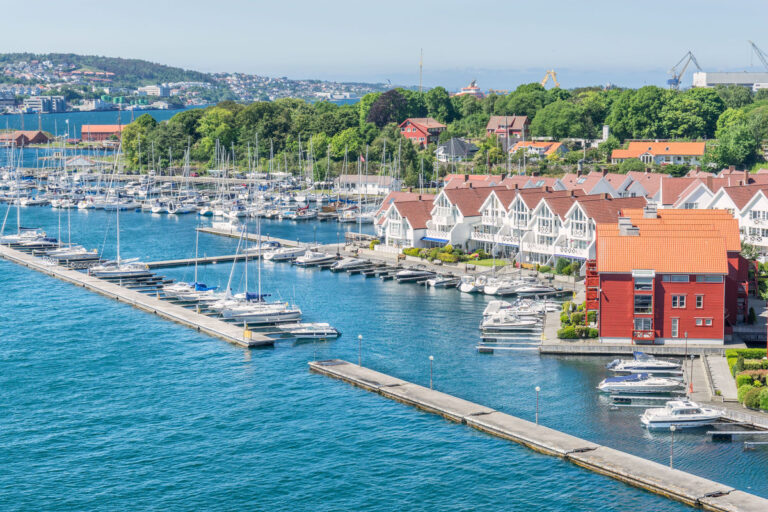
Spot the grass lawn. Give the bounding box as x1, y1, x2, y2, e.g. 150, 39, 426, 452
474, 258, 508, 267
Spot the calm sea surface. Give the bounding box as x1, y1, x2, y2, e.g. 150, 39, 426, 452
1, 206, 766, 511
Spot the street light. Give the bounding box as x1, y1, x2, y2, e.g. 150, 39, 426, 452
535, 386, 541, 425
669, 425, 677, 468
429, 355, 434, 389
336, 231, 340, 257
358, 334, 363, 366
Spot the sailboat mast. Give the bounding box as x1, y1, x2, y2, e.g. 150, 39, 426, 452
257, 215, 262, 301
194, 226, 199, 283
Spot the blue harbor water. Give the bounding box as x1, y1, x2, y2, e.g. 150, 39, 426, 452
2, 206, 767, 510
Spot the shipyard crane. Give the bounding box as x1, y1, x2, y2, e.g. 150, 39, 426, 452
667, 51, 702, 90
749, 40, 768, 71
541, 70, 560, 88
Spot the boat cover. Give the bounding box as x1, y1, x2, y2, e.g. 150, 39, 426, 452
194, 283, 218, 292
603, 373, 649, 383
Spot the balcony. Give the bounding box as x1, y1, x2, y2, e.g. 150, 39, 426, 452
537, 224, 553, 234
482, 215, 504, 227
471, 231, 495, 242
525, 242, 554, 255
632, 330, 655, 342
431, 214, 452, 226
554, 245, 589, 260
424, 229, 450, 242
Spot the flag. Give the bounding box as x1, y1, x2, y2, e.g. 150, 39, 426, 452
360, 155, 365, 162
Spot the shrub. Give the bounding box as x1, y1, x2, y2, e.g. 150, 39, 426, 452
557, 326, 578, 339
560, 313, 570, 325
738, 369, 768, 385
562, 301, 573, 313
587, 328, 599, 338
437, 252, 458, 263
574, 325, 589, 338
737, 374, 754, 388
571, 312, 585, 325
402, 247, 420, 257
738, 384, 754, 403
444, 244, 453, 253
760, 388, 768, 411
577, 303, 585, 311
748, 307, 756, 325
729, 349, 768, 359
555, 257, 570, 274
745, 387, 763, 409
732, 355, 745, 376
427, 248, 440, 261
369, 239, 380, 250
538, 265, 551, 273
561, 264, 573, 276
587, 311, 596, 324
744, 360, 765, 371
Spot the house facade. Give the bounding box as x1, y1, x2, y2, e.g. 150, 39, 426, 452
611, 141, 706, 166
485, 115, 530, 138
399, 118, 446, 147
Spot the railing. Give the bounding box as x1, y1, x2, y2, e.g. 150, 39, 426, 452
555, 245, 588, 259
500, 235, 519, 245
571, 229, 588, 239
632, 330, 655, 341
538, 224, 553, 234
431, 214, 452, 226
526, 243, 554, 254
470, 231, 495, 242
482, 215, 504, 227
425, 229, 450, 241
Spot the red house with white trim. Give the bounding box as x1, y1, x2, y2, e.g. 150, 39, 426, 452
399, 118, 446, 147
587, 206, 747, 345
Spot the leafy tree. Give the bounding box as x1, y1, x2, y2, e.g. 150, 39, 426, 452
329, 127, 363, 159
708, 122, 759, 167
530, 100, 587, 138
715, 85, 753, 109
366, 89, 407, 127
617, 158, 646, 173
195, 107, 237, 162
358, 92, 381, 127
424, 86, 455, 123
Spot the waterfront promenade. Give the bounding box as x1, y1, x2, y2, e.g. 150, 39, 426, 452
309, 359, 768, 512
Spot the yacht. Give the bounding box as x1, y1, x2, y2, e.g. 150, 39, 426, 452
425, 275, 461, 288
329, 257, 369, 272
294, 250, 337, 267
222, 302, 302, 325
484, 278, 519, 296
44, 245, 99, 262
597, 373, 684, 394
211, 219, 242, 233
242, 241, 281, 258
515, 283, 556, 296
607, 352, 682, 374
279, 322, 340, 339
89, 258, 152, 279
480, 310, 542, 332
264, 246, 307, 262
459, 274, 485, 293
640, 400, 723, 429
395, 267, 436, 282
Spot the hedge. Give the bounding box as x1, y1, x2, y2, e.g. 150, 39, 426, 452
738, 384, 754, 403
736, 374, 755, 387
403, 247, 420, 257
726, 348, 767, 359
745, 387, 763, 409
558, 326, 577, 339
737, 369, 768, 385
760, 388, 768, 411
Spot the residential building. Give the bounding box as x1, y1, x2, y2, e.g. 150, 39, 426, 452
0, 130, 50, 145
561, 171, 628, 197
485, 115, 529, 138
399, 118, 446, 147
380, 199, 434, 249
588, 207, 745, 345
137, 84, 171, 97
509, 140, 568, 158
22, 95, 66, 113
374, 191, 435, 233
424, 186, 494, 248
81, 124, 124, 142
435, 138, 478, 162
611, 141, 706, 166
443, 174, 505, 189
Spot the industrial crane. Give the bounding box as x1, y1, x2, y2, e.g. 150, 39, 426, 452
541, 70, 560, 88
667, 51, 702, 90
749, 40, 768, 71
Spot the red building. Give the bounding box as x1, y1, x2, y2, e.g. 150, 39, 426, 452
399, 118, 446, 147
588, 206, 747, 345
81, 124, 124, 142
485, 115, 530, 138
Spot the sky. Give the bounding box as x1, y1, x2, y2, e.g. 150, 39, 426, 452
3, 0, 768, 90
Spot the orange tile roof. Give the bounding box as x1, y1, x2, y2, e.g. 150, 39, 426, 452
401, 117, 446, 130
510, 140, 564, 155
611, 141, 706, 160
620, 209, 741, 251
81, 124, 125, 133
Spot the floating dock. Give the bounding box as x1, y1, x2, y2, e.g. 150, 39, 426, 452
0, 244, 273, 348
309, 359, 768, 512
539, 341, 728, 357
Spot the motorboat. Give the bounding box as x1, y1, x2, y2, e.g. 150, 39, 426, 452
425, 275, 461, 288
293, 250, 337, 267
640, 400, 723, 429
279, 322, 340, 339
242, 241, 281, 258
607, 352, 681, 374
480, 311, 541, 332
597, 373, 684, 394
222, 302, 302, 325
459, 274, 484, 293
264, 246, 307, 262
329, 257, 369, 272
483, 278, 519, 296
395, 267, 436, 282
211, 220, 242, 233
515, 283, 556, 296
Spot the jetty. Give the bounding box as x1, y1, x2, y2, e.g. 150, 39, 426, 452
309, 359, 768, 512
0, 244, 273, 348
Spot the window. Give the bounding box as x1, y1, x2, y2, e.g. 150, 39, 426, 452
663, 275, 689, 282
634, 277, 653, 291
705, 318, 713, 326
696, 275, 723, 283
634, 295, 653, 314
672, 295, 686, 308
696, 318, 703, 326
671, 318, 679, 338
634, 318, 652, 331
696, 295, 704, 308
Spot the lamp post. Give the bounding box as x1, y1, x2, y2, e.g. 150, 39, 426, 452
429, 355, 434, 389
684, 331, 691, 393
669, 425, 676, 469
336, 231, 340, 257
358, 334, 362, 366
535, 386, 541, 425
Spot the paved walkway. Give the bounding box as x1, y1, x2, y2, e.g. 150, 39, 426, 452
706, 355, 739, 401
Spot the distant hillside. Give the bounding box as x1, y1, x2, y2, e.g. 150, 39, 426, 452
0, 53, 213, 86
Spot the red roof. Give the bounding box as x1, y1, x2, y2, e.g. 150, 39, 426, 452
394, 200, 434, 230
510, 140, 564, 155
443, 187, 495, 217
625, 171, 667, 197
399, 118, 446, 131
81, 124, 125, 134
575, 196, 647, 224
486, 115, 529, 132
376, 191, 435, 216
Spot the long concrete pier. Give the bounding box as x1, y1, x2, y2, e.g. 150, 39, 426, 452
309, 359, 768, 511
0, 245, 273, 348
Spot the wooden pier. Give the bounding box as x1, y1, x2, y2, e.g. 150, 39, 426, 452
0, 244, 274, 348
309, 359, 768, 512
147, 253, 245, 269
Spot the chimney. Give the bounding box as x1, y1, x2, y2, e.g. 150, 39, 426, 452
618, 217, 639, 236
501, 173, 507, 180
744, 170, 750, 183
643, 203, 658, 219
570, 190, 575, 197
729, 165, 736, 172
602, 168, 608, 177
706, 175, 713, 191
645, 167, 651, 175
514, 183, 519, 190
464, 174, 469, 182
418, 195, 422, 200
601, 193, 609, 200
469, 182, 473, 189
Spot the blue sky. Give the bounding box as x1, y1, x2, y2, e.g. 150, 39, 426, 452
2, 0, 768, 90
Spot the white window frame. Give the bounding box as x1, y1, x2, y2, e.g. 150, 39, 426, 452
671, 318, 679, 338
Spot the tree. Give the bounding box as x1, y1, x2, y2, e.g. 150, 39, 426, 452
366, 89, 407, 128
329, 127, 363, 160
425, 86, 455, 123
708, 122, 759, 167
617, 158, 646, 173
195, 107, 237, 163
530, 100, 587, 139
715, 85, 753, 109
358, 92, 381, 127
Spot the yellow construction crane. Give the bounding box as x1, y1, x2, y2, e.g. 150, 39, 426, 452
541, 69, 560, 88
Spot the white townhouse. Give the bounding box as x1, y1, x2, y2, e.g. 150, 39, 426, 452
470, 188, 520, 256
423, 186, 494, 249
725, 187, 768, 255
560, 171, 625, 198
380, 199, 434, 250
374, 191, 435, 236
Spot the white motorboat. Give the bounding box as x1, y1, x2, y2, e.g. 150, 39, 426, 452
329, 257, 369, 272
459, 274, 484, 293
279, 322, 340, 339
198, 207, 213, 216
480, 311, 542, 332
212, 220, 242, 233
641, 400, 723, 429
597, 373, 684, 394
223, 303, 302, 325
395, 267, 436, 282
515, 283, 556, 296
242, 241, 281, 258
425, 275, 461, 287
483, 278, 519, 296
45, 245, 99, 262
607, 352, 681, 374
89, 258, 152, 279
293, 250, 337, 267
264, 246, 307, 262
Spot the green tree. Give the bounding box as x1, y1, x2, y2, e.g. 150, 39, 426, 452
715, 85, 753, 109
358, 92, 381, 127
424, 86, 455, 123
530, 100, 587, 138
366, 89, 407, 127
329, 127, 363, 159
